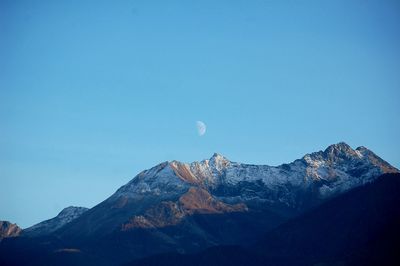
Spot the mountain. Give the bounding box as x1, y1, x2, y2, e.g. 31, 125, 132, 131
0, 142, 398, 265
253, 172, 400, 265
61, 142, 396, 232
112, 142, 397, 213
23, 206, 88, 237
0, 221, 21, 242
130, 173, 400, 266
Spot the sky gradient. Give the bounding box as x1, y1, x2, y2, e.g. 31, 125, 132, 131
1, 0, 400, 227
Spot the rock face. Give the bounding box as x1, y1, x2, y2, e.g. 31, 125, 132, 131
50, 142, 397, 258
0, 221, 21, 241
23, 206, 88, 237
111, 142, 397, 212
122, 187, 247, 230
130, 173, 400, 266
1, 142, 398, 265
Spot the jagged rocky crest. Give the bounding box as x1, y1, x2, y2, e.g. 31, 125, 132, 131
113, 142, 397, 209
71, 142, 395, 238
0, 142, 398, 265
10, 142, 397, 236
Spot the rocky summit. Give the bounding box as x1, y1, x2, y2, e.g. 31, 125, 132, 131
0, 142, 398, 266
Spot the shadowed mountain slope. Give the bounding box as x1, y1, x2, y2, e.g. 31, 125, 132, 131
0, 143, 398, 265
130, 173, 400, 266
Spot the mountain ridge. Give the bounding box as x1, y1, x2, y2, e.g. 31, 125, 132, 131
0, 142, 398, 265
23, 206, 89, 237
22, 142, 397, 240
111, 142, 397, 206
129, 173, 400, 266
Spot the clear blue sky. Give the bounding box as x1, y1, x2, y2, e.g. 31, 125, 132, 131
1, 0, 399, 228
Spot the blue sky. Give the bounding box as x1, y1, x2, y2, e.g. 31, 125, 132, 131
1, 0, 399, 227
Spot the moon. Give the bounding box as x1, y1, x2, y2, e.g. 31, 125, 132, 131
196, 121, 206, 136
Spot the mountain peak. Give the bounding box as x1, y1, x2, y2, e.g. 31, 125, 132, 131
112, 143, 398, 204
324, 142, 352, 152
209, 153, 230, 171
303, 142, 357, 163
321, 142, 361, 160
209, 152, 229, 162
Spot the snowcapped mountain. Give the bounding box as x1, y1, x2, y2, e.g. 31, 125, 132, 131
49, 143, 396, 253
23, 206, 88, 237
1, 142, 397, 265
111, 142, 397, 211
130, 172, 400, 266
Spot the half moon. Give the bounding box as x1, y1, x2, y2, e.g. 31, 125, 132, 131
196, 121, 206, 136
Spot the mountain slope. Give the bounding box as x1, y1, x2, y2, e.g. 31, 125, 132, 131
45, 143, 399, 263
0, 221, 21, 242
121, 187, 247, 230
130, 173, 400, 266
253, 172, 400, 265
0, 142, 398, 265
23, 206, 88, 237
59, 142, 397, 240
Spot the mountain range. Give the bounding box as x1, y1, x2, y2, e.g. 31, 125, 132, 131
0, 142, 398, 265
131, 172, 400, 266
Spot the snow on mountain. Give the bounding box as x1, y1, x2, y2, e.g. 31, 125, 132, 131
113, 161, 190, 199
110, 142, 398, 209
29, 142, 397, 241
23, 206, 88, 237
6, 142, 396, 263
